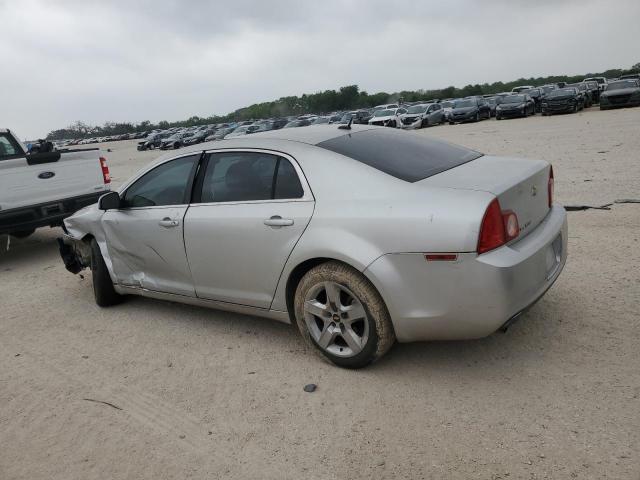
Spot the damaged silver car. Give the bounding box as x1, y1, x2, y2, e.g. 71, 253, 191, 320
59, 125, 567, 368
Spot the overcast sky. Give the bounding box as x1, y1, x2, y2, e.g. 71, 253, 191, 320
2, 0, 638, 138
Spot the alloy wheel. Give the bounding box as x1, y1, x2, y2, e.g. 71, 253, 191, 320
303, 281, 370, 358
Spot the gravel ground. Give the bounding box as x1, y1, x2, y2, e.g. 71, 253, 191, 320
1, 107, 639, 479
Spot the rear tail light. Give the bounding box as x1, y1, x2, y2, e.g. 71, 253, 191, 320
100, 156, 111, 184
477, 198, 520, 254
548, 165, 554, 208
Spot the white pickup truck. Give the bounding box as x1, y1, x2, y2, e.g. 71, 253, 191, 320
0, 128, 111, 238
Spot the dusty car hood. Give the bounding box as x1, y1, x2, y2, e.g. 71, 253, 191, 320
451, 107, 477, 114
369, 115, 396, 122
603, 87, 640, 97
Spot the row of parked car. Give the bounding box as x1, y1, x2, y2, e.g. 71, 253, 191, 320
53, 74, 640, 151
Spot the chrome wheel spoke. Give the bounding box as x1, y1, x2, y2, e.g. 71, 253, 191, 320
342, 325, 363, 353
342, 303, 366, 323
304, 299, 328, 319
317, 324, 337, 349
324, 281, 342, 311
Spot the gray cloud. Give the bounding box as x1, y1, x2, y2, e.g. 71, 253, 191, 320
1, 0, 638, 138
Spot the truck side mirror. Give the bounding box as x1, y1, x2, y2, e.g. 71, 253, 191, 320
98, 191, 121, 210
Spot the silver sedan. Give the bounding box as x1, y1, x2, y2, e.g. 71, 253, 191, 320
59, 125, 567, 368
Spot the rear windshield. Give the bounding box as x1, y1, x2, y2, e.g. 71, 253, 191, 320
316, 129, 482, 182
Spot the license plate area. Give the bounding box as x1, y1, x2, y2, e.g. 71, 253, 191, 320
545, 234, 562, 279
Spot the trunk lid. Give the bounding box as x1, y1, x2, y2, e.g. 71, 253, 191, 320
419, 155, 551, 240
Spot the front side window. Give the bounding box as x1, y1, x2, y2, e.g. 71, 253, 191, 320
200, 152, 304, 203
122, 155, 199, 208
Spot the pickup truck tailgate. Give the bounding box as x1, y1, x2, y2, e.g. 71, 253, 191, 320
0, 149, 109, 211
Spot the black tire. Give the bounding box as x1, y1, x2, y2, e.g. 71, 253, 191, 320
293, 261, 395, 369
474, 112, 480, 122
11, 229, 35, 238
90, 239, 123, 307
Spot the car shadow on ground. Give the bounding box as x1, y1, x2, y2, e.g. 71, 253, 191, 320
119, 287, 571, 379
0, 230, 62, 270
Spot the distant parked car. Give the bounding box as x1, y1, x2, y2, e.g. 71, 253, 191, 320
399, 103, 444, 129
582, 81, 601, 103
495, 94, 536, 120
368, 107, 407, 128
160, 132, 191, 150
440, 101, 455, 121
584, 76, 607, 92
619, 73, 640, 81
523, 88, 544, 112
484, 96, 502, 117
183, 131, 209, 146
541, 87, 583, 115
449, 98, 491, 124
224, 125, 262, 139
567, 83, 592, 107
511, 85, 535, 93
283, 119, 312, 129
137, 132, 170, 151
599, 79, 640, 110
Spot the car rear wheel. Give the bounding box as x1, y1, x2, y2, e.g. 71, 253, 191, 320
90, 239, 123, 307
294, 261, 395, 368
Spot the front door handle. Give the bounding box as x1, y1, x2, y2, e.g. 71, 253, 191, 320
159, 218, 180, 228
264, 215, 294, 227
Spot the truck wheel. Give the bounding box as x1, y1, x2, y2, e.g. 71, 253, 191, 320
11, 229, 35, 238
294, 261, 395, 369
90, 239, 123, 307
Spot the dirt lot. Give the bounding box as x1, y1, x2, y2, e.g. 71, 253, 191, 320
1, 108, 639, 479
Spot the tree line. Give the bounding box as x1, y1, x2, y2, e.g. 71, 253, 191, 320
46, 63, 640, 140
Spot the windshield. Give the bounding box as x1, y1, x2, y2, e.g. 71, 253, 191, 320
453, 99, 475, 108
502, 95, 525, 104
441, 102, 453, 108
607, 80, 638, 91
407, 105, 428, 114
547, 88, 576, 98
374, 109, 395, 117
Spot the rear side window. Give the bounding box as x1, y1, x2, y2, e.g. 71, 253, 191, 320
200, 152, 304, 203
316, 129, 482, 182
123, 155, 199, 207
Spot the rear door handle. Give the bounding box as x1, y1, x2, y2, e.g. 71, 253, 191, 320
159, 218, 180, 228
264, 215, 294, 227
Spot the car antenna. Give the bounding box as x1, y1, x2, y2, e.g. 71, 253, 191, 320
338, 117, 353, 130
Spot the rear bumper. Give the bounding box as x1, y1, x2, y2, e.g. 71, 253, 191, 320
0, 191, 106, 235
365, 205, 568, 342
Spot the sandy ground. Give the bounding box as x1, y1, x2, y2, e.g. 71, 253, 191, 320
1, 107, 639, 479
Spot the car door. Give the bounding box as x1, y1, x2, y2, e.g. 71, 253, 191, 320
183, 150, 314, 309
101, 153, 200, 296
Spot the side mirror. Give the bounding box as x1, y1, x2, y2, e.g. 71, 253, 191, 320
98, 191, 121, 210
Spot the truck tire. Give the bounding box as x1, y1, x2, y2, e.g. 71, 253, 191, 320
11, 229, 35, 238
90, 239, 123, 307
294, 261, 395, 369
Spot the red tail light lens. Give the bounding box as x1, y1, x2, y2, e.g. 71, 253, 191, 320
100, 156, 111, 184
548, 165, 554, 208
477, 199, 520, 254
477, 198, 506, 254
